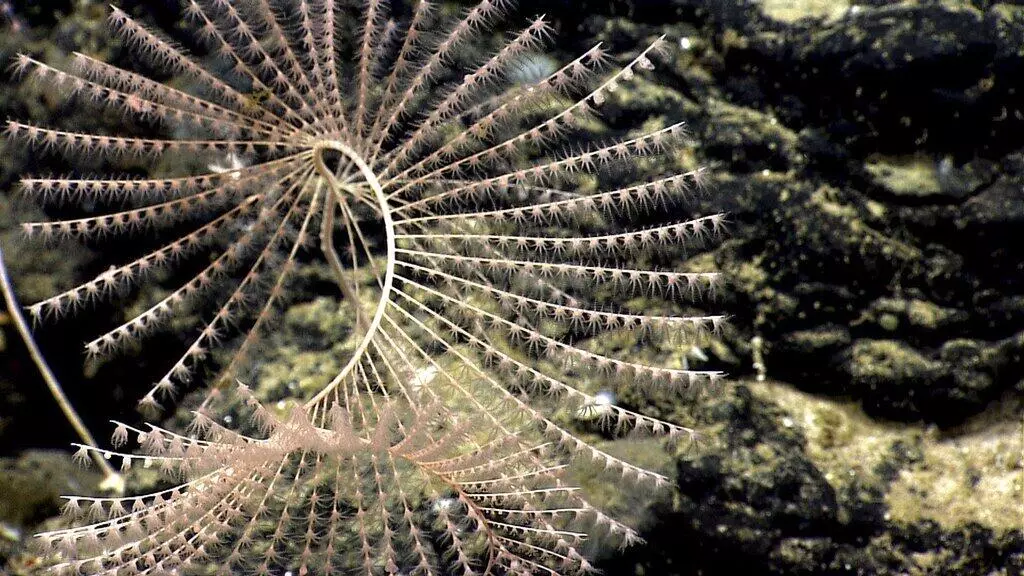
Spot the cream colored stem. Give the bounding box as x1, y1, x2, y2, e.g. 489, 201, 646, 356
307, 141, 396, 409
319, 185, 367, 331
0, 248, 122, 490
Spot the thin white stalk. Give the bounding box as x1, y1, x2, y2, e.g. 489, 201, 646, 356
0, 248, 123, 492
306, 140, 396, 409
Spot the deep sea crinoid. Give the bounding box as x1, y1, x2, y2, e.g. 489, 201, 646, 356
10, 1, 726, 574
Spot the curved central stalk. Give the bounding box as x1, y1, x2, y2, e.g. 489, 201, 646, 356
307, 140, 396, 410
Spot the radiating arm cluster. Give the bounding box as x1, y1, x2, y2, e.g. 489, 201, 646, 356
11, 1, 726, 574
